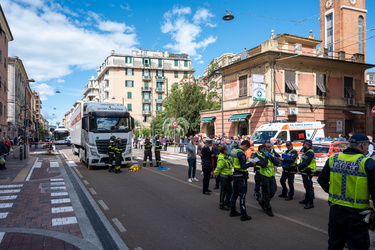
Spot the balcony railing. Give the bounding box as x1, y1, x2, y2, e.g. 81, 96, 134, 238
142, 99, 151, 103
141, 86, 151, 91
142, 110, 151, 115
143, 75, 151, 80
155, 87, 164, 93
155, 99, 163, 104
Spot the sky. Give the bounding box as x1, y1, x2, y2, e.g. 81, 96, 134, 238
1, 0, 375, 126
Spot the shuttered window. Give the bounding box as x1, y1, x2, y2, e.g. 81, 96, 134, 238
239, 75, 247, 97
285, 70, 298, 94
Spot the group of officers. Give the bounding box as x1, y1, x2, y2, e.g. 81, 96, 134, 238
212, 133, 375, 250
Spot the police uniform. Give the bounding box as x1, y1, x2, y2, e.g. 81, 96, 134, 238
318, 133, 375, 249
113, 138, 123, 174
279, 142, 298, 200
143, 138, 154, 167
154, 140, 162, 167
214, 152, 233, 211
253, 150, 263, 201
229, 144, 254, 221
107, 136, 116, 172
297, 140, 316, 209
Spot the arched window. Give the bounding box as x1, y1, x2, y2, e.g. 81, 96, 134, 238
358, 16, 364, 54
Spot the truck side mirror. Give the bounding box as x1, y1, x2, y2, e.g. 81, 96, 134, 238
131, 117, 135, 130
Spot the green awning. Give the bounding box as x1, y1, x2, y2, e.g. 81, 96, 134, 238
200, 116, 216, 123
228, 113, 251, 122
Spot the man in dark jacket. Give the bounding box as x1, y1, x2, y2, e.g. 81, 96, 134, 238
0, 139, 9, 170
278, 141, 298, 200
201, 139, 215, 195
318, 133, 375, 249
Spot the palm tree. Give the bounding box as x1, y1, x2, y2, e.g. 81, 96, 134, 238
162, 117, 189, 143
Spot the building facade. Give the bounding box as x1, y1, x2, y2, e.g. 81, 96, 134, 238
80, 50, 194, 128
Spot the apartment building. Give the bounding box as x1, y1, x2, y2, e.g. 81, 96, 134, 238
82, 50, 194, 128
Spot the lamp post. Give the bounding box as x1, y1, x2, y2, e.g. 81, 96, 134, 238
215, 71, 224, 138
23, 79, 35, 160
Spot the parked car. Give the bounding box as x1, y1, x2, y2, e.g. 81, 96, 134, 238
312, 140, 349, 172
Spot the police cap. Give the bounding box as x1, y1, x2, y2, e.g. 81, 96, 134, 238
303, 140, 313, 146
285, 141, 292, 146
349, 133, 370, 143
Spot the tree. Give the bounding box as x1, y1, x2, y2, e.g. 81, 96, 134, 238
162, 77, 220, 135
162, 117, 189, 142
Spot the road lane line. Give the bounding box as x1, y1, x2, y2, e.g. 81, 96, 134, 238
0, 195, 17, 200
52, 206, 74, 213
73, 167, 83, 178
112, 218, 127, 232
89, 188, 97, 195
0, 232, 4, 244
0, 184, 23, 188
98, 200, 109, 210
83, 180, 89, 185
51, 198, 71, 204
52, 216, 77, 226
25, 157, 40, 181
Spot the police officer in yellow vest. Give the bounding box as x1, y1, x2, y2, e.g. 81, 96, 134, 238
229, 140, 256, 221
297, 140, 316, 209
318, 133, 375, 249
258, 141, 280, 217
278, 141, 298, 201
253, 145, 264, 201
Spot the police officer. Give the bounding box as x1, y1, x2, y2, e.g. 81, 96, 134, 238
214, 145, 233, 211
230, 140, 255, 221
107, 135, 116, 172
113, 137, 123, 174
258, 141, 280, 217
201, 138, 215, 195
318, 133, 375, 249
154, 139, 162, 168
278, 141, 298, 201
253, 145, 264, 201
297, 140, 316, 209
143, 137, 154, 167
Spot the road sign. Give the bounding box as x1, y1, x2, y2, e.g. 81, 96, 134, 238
172, 121, 178, 127
372, 106, 375, 117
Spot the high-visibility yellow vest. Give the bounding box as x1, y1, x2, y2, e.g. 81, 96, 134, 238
328, 153, 370, 209
232, 148, 247, 172
260, 150, 276, 177
300, 148, 316, 172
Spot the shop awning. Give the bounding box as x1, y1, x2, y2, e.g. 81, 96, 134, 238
228, 113, 251, 122
200, 116, 216, 123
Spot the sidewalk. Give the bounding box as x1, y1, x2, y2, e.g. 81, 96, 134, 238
0, 146, 97, 249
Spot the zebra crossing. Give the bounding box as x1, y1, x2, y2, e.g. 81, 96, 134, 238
0, 184, 22, 219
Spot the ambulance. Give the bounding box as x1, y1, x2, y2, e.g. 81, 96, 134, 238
250, 121, 325, 153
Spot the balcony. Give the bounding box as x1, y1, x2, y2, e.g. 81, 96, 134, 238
142, 110, 151, 115
155, 99, 163, 104
143, 75, 151, 81
87, 92, 97, 97
155, 87, 164, 93
156, 76, 164, 82
141, 86, 151, 92
142, 99, 151, 103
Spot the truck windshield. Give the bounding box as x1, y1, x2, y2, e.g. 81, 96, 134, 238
250, 131, 277, 144
89, 116, 131, 132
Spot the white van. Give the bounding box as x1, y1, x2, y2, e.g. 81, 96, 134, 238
250, 122, 325, 153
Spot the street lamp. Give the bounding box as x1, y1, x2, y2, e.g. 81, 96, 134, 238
222, 11, 234, 21
22, 78, 35, 160
215, 71, 224, 138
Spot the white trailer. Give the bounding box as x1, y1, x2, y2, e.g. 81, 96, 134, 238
70, 102, 134, 169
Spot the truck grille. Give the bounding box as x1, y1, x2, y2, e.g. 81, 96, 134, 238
95, 139, 127, 154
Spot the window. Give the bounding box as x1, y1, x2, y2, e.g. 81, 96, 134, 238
239, 75, 248, 97
285, 70, 298, 94
127, 92, 132, 99
156, 104, 162, 111
143, 116, 149, 122
127, 104, 132, 110
276, 131, 287, 142
174, 60, 178, 67
358, 16, 364, 54
143, 69, 150, 78
156, 82, 163, 90
344, 77, 356, 98
105, 70, 109, 75
144, 82, 149, 89
4, 57, 6, 68
125, 68, 134, 75
158, 93, 162, 99
174, 71, 178, 78
156, 70, 164, 78
3, 81, 6, 92
125, 80, 134, 87
316, 73, 328, 96
174, 82, 178, 86
326, 13, 334, 58
125, 57, 133, 63
158, 59, 163, 68
143, 92, 150, 100
184, 61, 188, 67
184, 72, 188, 78
143, 58, 151, 66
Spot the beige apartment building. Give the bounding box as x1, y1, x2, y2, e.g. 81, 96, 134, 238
80, 50, 194, 128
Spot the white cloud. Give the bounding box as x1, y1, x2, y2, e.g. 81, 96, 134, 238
29, 82, 55, 101
2, 0, 139, 83
161, 6, 217, 59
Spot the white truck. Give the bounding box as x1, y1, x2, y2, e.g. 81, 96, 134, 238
70, 102, 134, 169
250, 121, 325, 152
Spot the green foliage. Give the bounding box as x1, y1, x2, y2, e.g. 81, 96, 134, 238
141, 128, 151, 137
152, 111, 167, 137
162, 117, 189, 141
134, 129, 140, 138
162, 77, 220, 135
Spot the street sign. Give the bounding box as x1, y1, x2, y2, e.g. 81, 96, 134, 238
172, 121, 178, 127
372, 106, 375, 117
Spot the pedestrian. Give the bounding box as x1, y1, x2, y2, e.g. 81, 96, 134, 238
201, 138, 214, 195
143, 137, 154, 167
258, 141, 280, 217
163, 137, 168, 151
253, 145, 264, 201
366, 135, 374, 158
297, 140, 316, 209
186, 138, 199, 182
179, 136, 184, 153
230, 140, 256, 221
107, 136, 116, 172
154, 139, 162, 168
278, 141, 298, 201
213, 140, 220, 189
0, 138, 8, 170
317, 133, 375, 250
113, 137, 123, 174
214, 145, 233, 211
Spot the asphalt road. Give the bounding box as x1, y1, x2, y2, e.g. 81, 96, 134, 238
60, 146, 331, 250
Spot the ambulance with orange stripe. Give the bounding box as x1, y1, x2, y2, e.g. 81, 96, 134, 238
250, 122, 325, 153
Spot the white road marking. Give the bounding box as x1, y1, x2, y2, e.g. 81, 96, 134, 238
0, 212, 8, 219
51, 206, 74, 213
89, 188, 97, 195
0, 195, 17, 200
0, 189, 21, 194
112, 218, 127, 232
50, 178, 64, 182
0, 184, 23, 189
98, 200, 109, 210
52, 216, 77, 226
51, 192, 68, 197
0, 232, 4, 243
83, 180, 89, 185
0, 203, 13, 208
49, 186, 66, 191
34, 162, 42, 168
50, 162, 59, 168
73, 167, 83, 178
25, 157, 39, 181
51, 198, 71, 204
50, 182, 65, 186
66, 160, 77, 167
